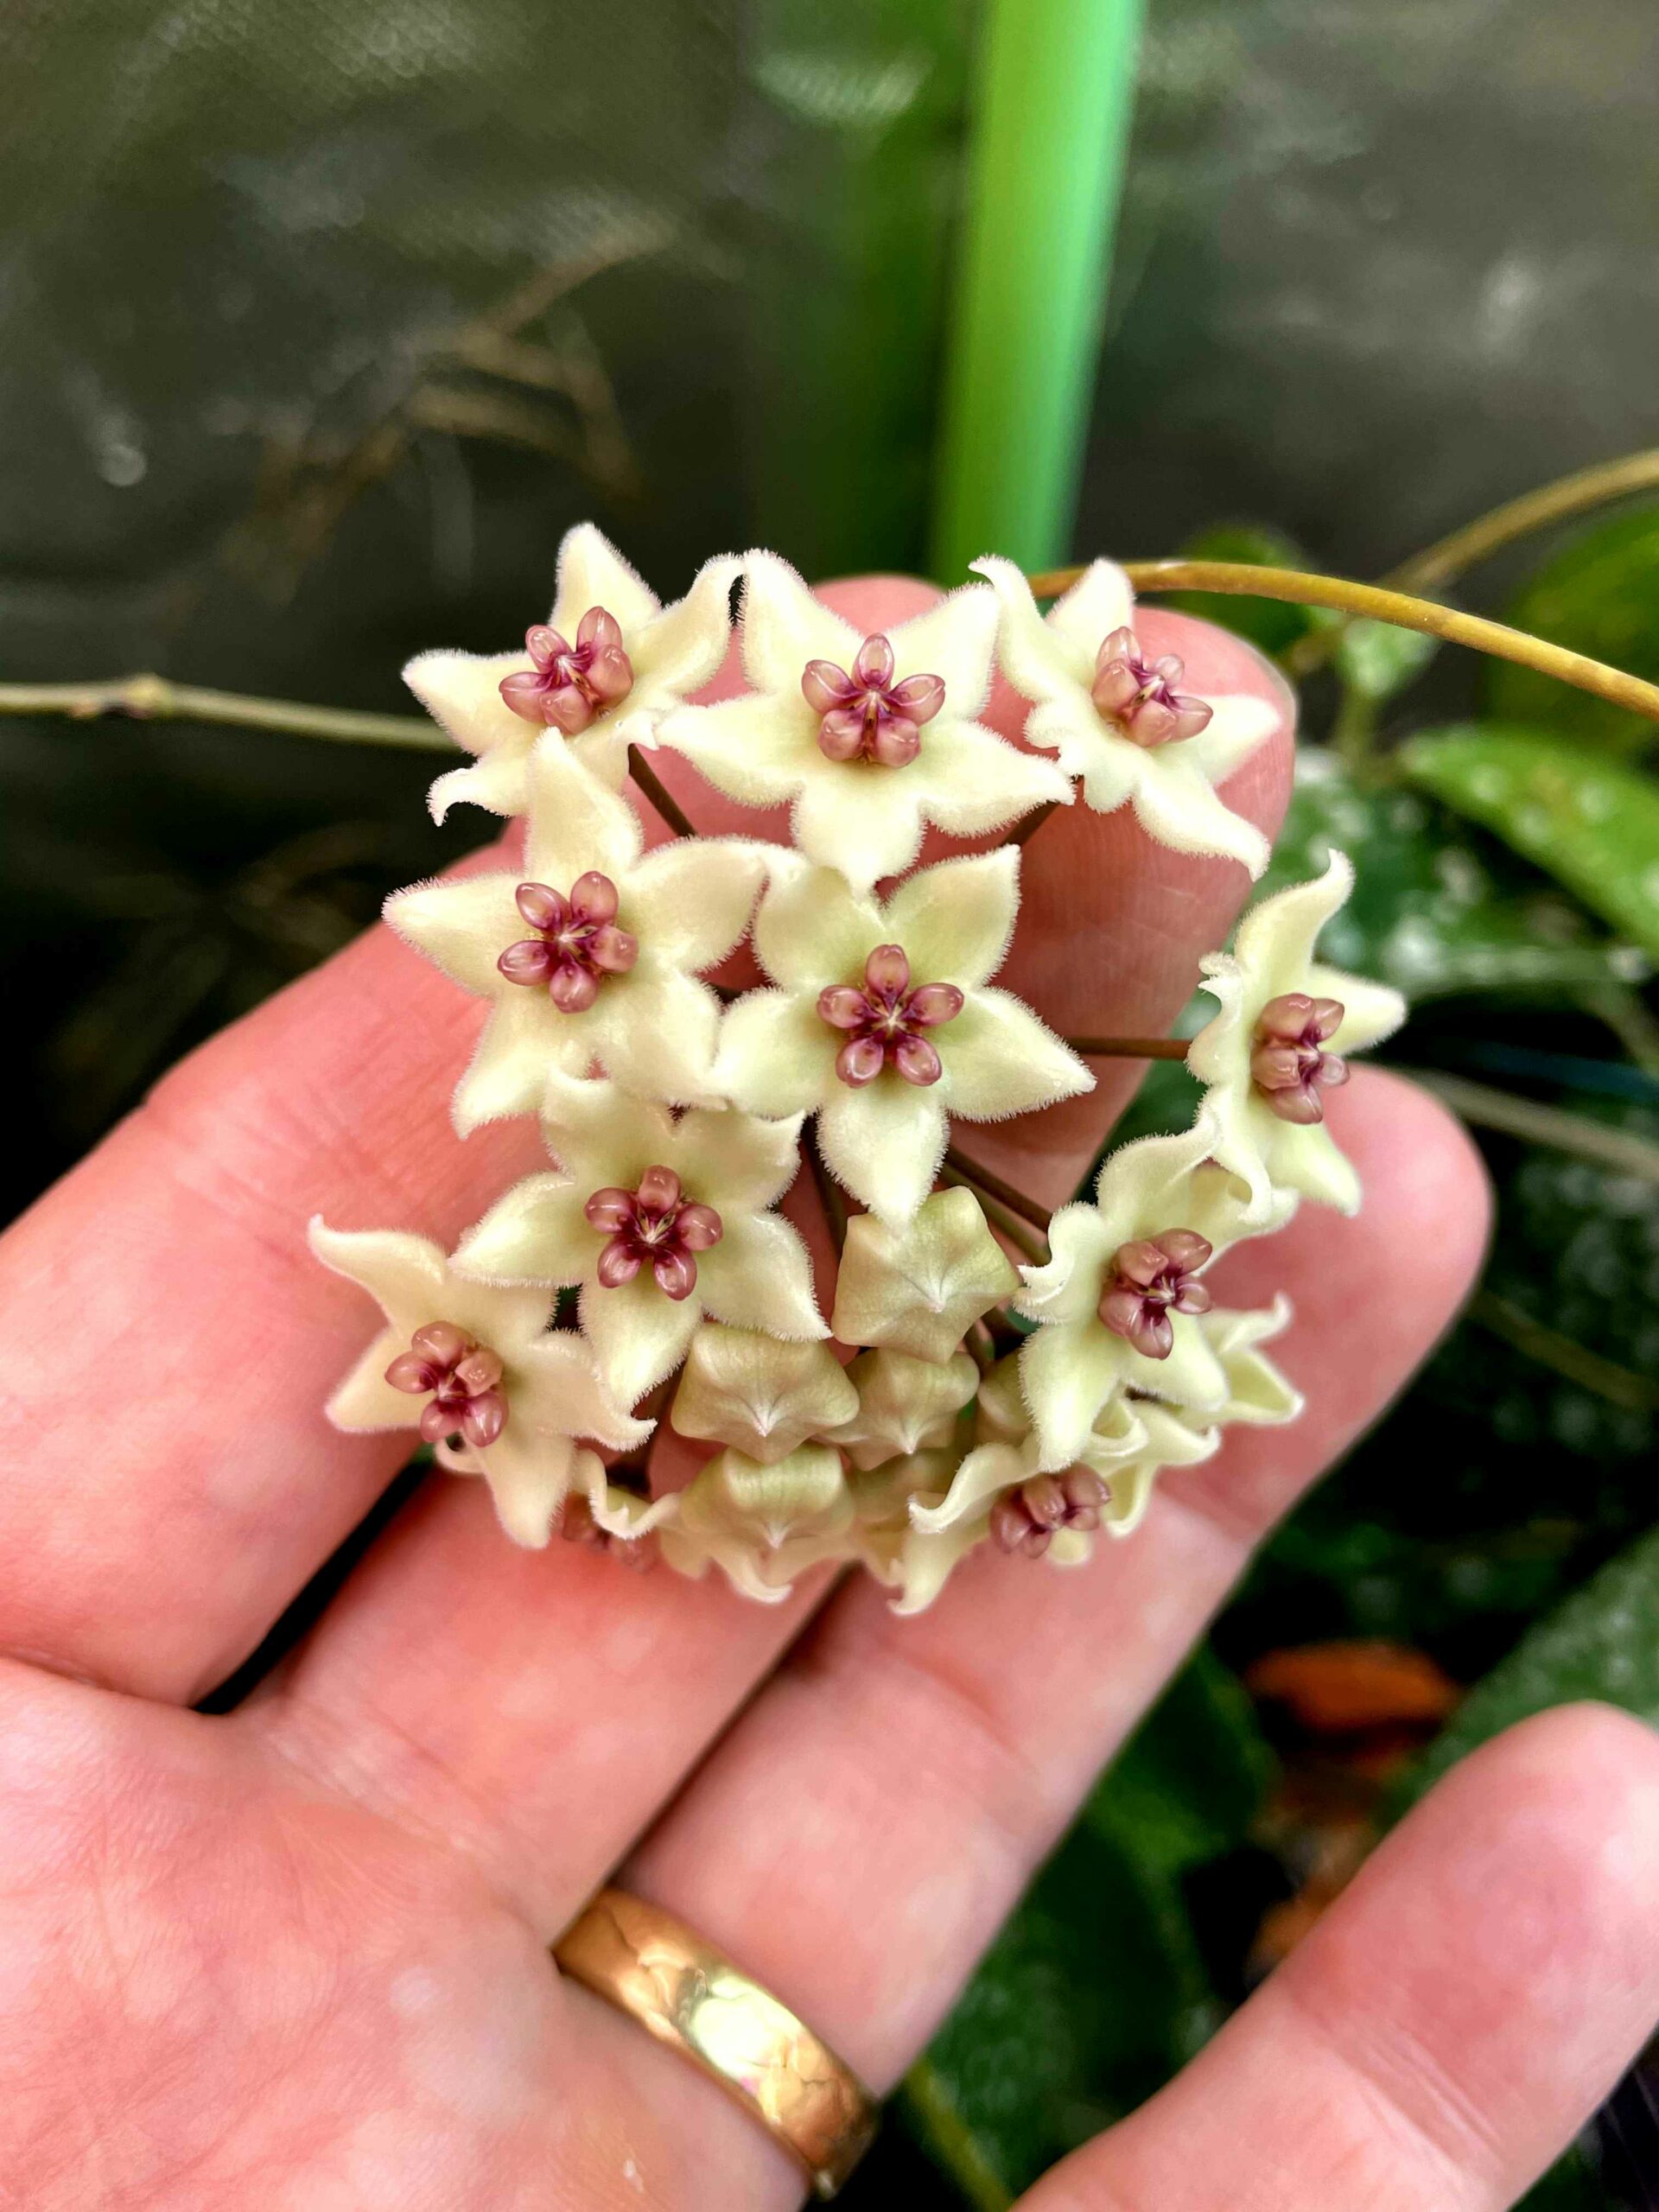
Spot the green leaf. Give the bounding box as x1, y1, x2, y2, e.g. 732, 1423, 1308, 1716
1393, 1521, 1659, 1819
1165, 524, 1338, 657
1262, 750, 1648, 1000
1400, 723, 1659, 961
1333, 615, 1438, 702
1490, 505, 1659, 754
906, 1648, 1273, 2201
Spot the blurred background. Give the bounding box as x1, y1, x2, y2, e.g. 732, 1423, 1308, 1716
3, 1, 1657, 2204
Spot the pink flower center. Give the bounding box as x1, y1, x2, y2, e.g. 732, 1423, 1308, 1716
585, 1166, 723, 1301
385, 1321, 507, 1450
1250, 992, 1349, 1124
497, 873, 638, 1014
498, 607, 635, 734
989, 1469, 1108, 1559
1091, 625, 1214, 749
801, 632, 945, 767
817, 943, 964, 1088
1097, 1229, 1214, 1360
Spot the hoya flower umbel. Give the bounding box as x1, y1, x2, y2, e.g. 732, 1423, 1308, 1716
453, 1069, 825, 1408
404, 523, 737, 821
974, 556, 1280, 878
499, 607, 635, 734
656, 552, 1068, 893
804, 632, 944, 766
1187, 851, 1407, 1217
308, 1220, 649, 1548
717, 849, 1090, 1227
585, 1166, 723, 1301
385, 745, 767, 1129
819, 943, 963, 1087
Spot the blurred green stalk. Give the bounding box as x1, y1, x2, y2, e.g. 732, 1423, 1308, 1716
930, 0, 1144, 581
747, 0, 969, 578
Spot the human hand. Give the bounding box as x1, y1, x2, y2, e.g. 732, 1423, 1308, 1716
1, 579, 1653, 2211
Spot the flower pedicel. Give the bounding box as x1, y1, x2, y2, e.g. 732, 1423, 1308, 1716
314, 523, 1404, 1610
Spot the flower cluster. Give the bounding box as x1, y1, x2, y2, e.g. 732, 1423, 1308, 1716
313, 526, 1404, 1608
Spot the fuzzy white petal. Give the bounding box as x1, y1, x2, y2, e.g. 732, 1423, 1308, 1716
627, 552, 740, 698
1124, 747, 1271, 879
579, 1273, 701, 1407
817, 1078, 949, 1229
652, 690, 809, 808
384, 872, 522, 998
671, 1103, 806, 1211
452, 1175, 592, 1287
1044, 558, 1136, 669
738, 550, 861, 695
752, 865, 881, 993
792, 769, 925, 891
883, 847, 1020, 991
696, 1212, 827, 1338
551, 522, 662, 640
971, 556, 1094, 701
586, 963, 722, 1105
885, 582, 1000, 714
426, 746, 536, 825
714, 990, 834, 1116
452, 994, 594, 1136
912, 717, 1072, 837
523, 744, 644, 884
940, 988, 1093, 1122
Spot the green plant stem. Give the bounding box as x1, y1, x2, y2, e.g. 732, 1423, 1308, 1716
1025, 560, 1659, 728
1469, 1290, 1659, 1414
1399, 1067, 1659, 1185
0, 673, 447, 749
1382, 446, 1659, 594
930, 0, 1145, 580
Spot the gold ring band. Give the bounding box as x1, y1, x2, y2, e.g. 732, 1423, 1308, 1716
554, 1887, 878, 2198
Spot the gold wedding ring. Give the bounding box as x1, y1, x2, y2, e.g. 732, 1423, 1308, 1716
554, 1887, 879, 2198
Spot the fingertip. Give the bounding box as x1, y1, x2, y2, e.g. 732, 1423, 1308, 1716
813, 572, 944, 630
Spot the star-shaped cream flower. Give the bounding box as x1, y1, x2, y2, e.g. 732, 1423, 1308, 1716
830, 1187, 1018, 1363
308, 1219, 649, 1548
405, 524, 738, 823
669, 1325, 857, 1464
1015, 1125, 1291, 1471
451, 1069, 825, 1408
386, 746, 767, 1132
653, 552, 1069, 893
1187, 851, 1407, 1217
658, 1443, 854, 1602
717, 848, 1091, 1227
1097, 1299, 1304, 1537
974, 556, 1281, 878
823, 1346, 978, 1470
